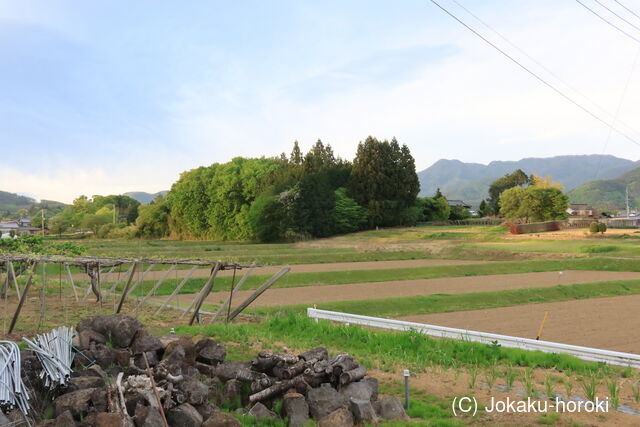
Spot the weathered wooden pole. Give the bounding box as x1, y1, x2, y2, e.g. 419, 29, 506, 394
133, 264, 176, 313
227, 266, 290, 322
65, 263, 79, 302
116, 262, 139, 314
188, 262, 220, 326
8, 263, 36, 334
210, 263, 255, 323
155, 266, 197, 314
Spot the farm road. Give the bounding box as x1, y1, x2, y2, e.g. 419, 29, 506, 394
400, 294, 640, 354
163, 270, 640, 309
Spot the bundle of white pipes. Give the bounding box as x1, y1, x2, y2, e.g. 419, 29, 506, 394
23, 326, 75, 390
0, 341, 30, 415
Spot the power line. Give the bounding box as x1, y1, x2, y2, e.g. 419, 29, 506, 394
614, 0, 640, 22
595, 45, 640, 178
427, 0, 640, 147
450, 0, 640, 139
593, 0, 640, 33
574, 0, 640, 43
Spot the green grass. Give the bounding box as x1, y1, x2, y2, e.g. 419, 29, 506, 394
119, 257, 640, 297
177, 313, 615, 376
244, 279, 640, 318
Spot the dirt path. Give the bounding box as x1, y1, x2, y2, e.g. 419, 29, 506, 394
400, 294, 640, 354
74, 258, 492, 281
164, 270, 640, 309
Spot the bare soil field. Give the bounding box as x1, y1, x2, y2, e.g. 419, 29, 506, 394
72, 258, 492, 281
175, 270, 640, 308
400, 294, 640, 353
504, 228, 640, 240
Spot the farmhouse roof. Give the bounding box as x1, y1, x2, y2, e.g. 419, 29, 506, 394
447, 199, 471, 208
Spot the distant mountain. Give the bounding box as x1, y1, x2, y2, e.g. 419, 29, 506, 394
418, 155, 638, 206
568, 166, 640, 211
0, 190, 36, 212
124, 191, 168, 204
0, 191, 67, 219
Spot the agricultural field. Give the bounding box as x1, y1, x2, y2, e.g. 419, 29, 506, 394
5, 224, 640, 425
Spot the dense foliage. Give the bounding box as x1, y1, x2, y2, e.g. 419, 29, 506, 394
500, 186, 568, 223
0, 235, 85, 256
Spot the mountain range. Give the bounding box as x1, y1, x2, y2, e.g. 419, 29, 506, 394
418, 155, 638, 206
124, 191, 168, 204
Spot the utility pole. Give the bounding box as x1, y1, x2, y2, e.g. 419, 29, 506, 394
626, 185, 631, 218
41, 208, 45, 236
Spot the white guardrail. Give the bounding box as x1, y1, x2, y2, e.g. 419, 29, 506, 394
307, 308, 640, 369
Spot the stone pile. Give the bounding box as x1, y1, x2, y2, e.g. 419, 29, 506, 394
11, 314, 408, 426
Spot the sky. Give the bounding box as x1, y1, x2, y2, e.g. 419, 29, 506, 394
2, 0, 640, 203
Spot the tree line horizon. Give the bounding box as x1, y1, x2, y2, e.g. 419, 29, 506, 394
35, 137, 569, 241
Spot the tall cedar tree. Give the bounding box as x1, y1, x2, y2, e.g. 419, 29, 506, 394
348, 137, 419, 227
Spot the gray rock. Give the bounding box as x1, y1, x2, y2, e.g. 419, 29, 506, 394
340, 380, 376, 402
0, 411, 10, 426
349, 397, 378, 424
283, 392, 309, 427
40, 410, 76, 426
202, 411, 241, 427
179, 378, 210, 406
248, 402, 278, 420
195, 339, 226, 365
221, 379, 242, 407
374, 396, 408, 420
194, 401, 219, 420
67, 375, 105, 391
134, 405, 164, 427
95, 412, 132, 427
54, 388, 96, 418
306, 383, 348, 420
317, 407, 354, 427
131, 334, 164, 355
77, 314, 143, 348
166, 403, 203, 427
78, 329, 107, 350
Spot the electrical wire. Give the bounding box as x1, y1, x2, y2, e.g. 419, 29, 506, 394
427, 0, 640, 147
574, 0, 640, 43
614, 0, 640, 21
450, 0, 640, 139
594, 0, 640, 32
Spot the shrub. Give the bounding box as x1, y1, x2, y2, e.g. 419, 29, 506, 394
598, 222, 607, 234
589, 222, 600, 234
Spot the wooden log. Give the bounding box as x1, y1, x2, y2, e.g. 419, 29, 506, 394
227, 266, 290, 322
133, 264, 176, 313
188, 262, 220, 326
65, 263, 79, 302
154, 265, 197, 314
300, 347, 328, 362
281, 360, 306, 380
249, 375, 309, 403
339, 366, 367, 385
210, 263, 255, 323
0, 261, 7, 299
8, 263, 36, 334
116, 262, 139, 314
143, 353, 169, 427
329, 354, 358, 376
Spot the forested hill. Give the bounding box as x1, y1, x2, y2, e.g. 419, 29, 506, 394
568, 165, 640, 211
0, 190, 67, 219
417, 155, 637, 206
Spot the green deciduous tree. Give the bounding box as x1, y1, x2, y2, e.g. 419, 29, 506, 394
136, 196, 170, 238
500, 186, 568, 223
488, 169, 530, 214
332, 188, 368, 234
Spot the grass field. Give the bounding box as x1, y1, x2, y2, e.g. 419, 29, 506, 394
10, 224, 640, 424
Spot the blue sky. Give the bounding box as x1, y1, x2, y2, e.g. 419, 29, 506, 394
2, 0, 640, 202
